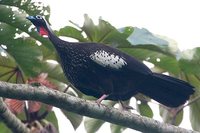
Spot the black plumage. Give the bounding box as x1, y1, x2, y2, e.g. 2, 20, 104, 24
27, 15, 194, 107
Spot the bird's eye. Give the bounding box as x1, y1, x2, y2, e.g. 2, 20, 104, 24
36, 15, 42, 19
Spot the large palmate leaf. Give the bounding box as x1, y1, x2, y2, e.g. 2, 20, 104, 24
0, 4, 52, 50
186, 75, 200, 131
136, 102, 153, 118
110, 124, 126, 133
159, 106, 183, 126
0, 0, 62, 131
62, 110, 83, 130
84, 118, 105, 133
54, 90, 83, 130
126, 27, 168, 46
6, 39, 42, 77
0, 0, 50, 17
58, 14, 132, 48
120, 48, 180, 75
0, 0, 64, 82
179, 48, 200, 75
40, 61, 67, 84
57, 26, 87, 42
0, 0, 53, 80
84, 101, 116, 133
45, 111, 59, 132
0, 49, 22, 83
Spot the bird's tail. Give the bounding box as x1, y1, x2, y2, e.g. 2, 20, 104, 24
138, 73, 194, 107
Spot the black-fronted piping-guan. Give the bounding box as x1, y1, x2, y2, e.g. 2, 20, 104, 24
27, 15, 194, 108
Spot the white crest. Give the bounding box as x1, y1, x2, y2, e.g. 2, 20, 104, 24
90, 50, 127, 69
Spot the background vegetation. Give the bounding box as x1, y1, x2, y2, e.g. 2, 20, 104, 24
0, 0, 200, 132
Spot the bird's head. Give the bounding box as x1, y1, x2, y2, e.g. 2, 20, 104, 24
26, 15, 49, 36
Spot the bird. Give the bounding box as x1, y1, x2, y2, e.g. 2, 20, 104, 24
27, 15, 195, 108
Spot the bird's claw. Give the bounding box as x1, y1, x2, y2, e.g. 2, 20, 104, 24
119, 101, 134, 111
95, 94, 109, 107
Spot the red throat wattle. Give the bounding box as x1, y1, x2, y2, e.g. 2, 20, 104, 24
39, 27, 48, 36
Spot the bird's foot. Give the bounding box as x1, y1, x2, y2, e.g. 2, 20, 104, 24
95, 94, 109, 107
119, 101, 134, 110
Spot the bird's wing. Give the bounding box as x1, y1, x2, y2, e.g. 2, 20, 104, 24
89, 50, 127, 70
89, 49, 152, 75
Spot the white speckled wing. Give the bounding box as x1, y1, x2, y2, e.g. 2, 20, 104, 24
90, 50, 127, 69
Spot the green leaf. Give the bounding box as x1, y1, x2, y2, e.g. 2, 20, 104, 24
84, 101, 115, 133
103, 29, 131, 48
190, 95, 200, 131
127, 27, 169, 46
118, 26, 134, 38
135, 93, 151, 102
179, 48, 200, 74
62, 110, 83, 130
131, 44, 173, 56
179, 59, 200, 74
0, 122, 11, 133
0, 1, 54, 51
186, 75, 200, 131
136, 102, 153, 118
82, 14, 97, 42
0, 49, 22, 83
110, 124, 126, 133
0, 0, 54, 82
120, 48, 180, 74
0, 0, 50, 31
0, 0, 50, 19
84, 117, 104, 133
40, 61, 67, 84
81, 14, 131, 47
159, 106, 183, 126
58, 26, 86, 42
5, 38, 43, 77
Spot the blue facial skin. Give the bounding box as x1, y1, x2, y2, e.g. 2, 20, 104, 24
26, 16, 35, 20
26, 15, 47, 33
26, 15, 46, 27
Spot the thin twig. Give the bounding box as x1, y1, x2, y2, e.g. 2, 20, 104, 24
69, 20, 82, 29
63, 84, 71, 93
175, 95, 200, 116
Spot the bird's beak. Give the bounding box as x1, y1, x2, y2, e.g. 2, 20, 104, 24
26, 16, 35, 20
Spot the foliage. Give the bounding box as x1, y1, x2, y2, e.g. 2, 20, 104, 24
0, 0, 77, 132
0, 0, 199, 133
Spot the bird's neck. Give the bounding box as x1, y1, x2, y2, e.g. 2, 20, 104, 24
44, 23, 72, 50
45, 24, 62, 44
43, 23, 77, 67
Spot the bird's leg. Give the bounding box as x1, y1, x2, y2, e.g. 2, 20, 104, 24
119, 101, 134, 110
96, 94, 109, 106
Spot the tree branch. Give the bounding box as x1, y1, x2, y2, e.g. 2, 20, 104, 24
0, 98, 29, 133
0, 81, 198, 133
